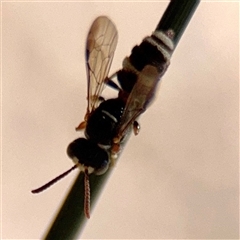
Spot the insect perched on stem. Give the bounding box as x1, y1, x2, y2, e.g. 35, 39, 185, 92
31, 16, 174, 219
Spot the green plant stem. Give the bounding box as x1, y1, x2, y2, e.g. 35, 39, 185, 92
156, 0, 200, 46
43, 1, 200, 239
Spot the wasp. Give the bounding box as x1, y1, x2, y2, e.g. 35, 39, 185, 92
31, 16, 174, 218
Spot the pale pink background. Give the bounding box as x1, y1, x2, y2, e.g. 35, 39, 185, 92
2, 1, 239, 239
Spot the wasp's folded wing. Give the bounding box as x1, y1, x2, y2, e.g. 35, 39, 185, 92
86, 16, 118, 115
117, 65, 161, 139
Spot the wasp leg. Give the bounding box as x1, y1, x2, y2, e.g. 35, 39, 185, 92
75, 121, 87, 131
75, 96, 105, 131
75, 110, 89, 131
109, 142, 121, 166
133, 121, 140, 135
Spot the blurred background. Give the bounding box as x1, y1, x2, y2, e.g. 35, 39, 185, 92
2, 1, 239, 239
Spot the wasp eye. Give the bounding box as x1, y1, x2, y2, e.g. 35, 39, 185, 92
94, 160, 109, 175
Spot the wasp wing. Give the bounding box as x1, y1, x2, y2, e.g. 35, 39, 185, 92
86, 16, 118, 116
116, 65, 161, 140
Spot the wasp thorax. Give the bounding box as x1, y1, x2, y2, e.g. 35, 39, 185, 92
67, 138, 109, 175
85, 98, 125, 146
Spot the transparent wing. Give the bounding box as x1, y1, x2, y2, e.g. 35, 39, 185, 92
116, 65, 161, 140
86, 16, 118, 116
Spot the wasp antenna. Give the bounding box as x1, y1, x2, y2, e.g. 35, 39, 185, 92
31, 164, 78, 194
84, 169, 91, 219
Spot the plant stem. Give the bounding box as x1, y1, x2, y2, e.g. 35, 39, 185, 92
156, 0, 200, 46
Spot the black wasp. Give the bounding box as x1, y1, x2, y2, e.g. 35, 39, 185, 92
32, 16, 174, 218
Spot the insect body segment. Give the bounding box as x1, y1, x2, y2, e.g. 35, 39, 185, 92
85, 98, 125, 146
67, 138, 109, 175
